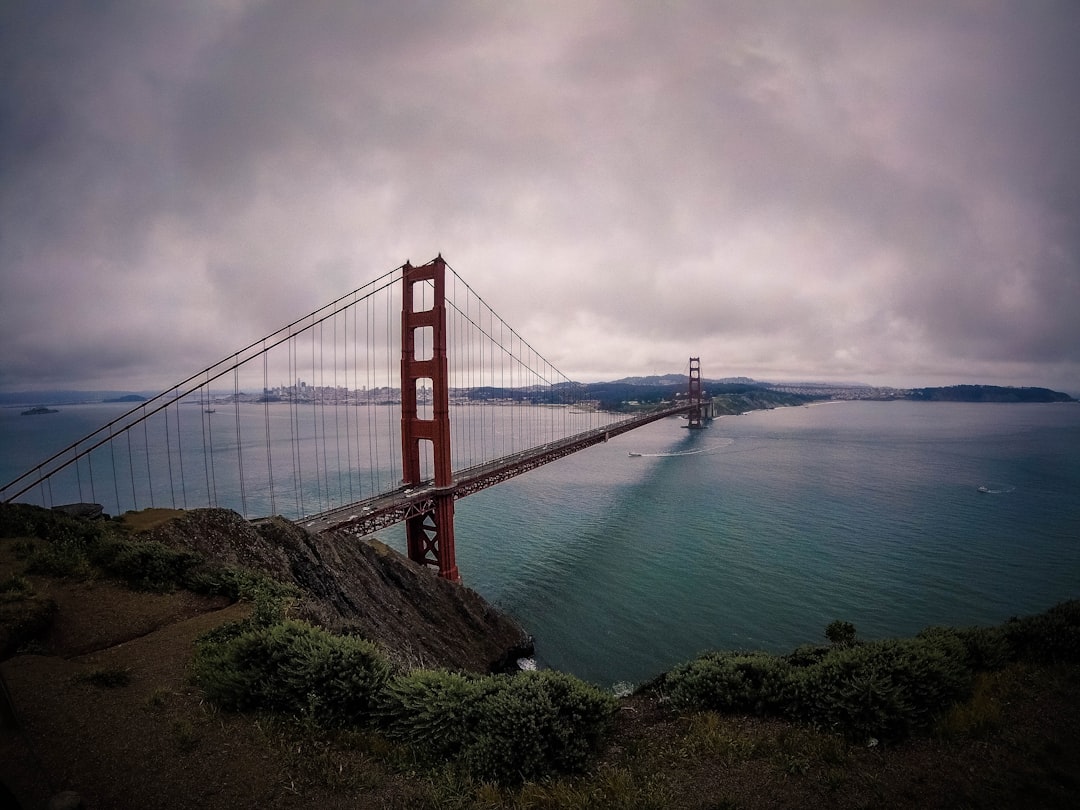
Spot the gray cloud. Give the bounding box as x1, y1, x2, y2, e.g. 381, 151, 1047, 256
2, 1, 1079, 392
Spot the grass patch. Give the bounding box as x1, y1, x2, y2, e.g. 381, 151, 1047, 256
145, 687, 172, 710
0, 575, 32, 596
172, 718, 201, 752
937, 669, 1009, 739
119, 508, 186, 532
675, 712, 764, 764
0, 590, 58, 658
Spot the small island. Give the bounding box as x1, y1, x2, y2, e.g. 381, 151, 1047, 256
20, 406, 58, 416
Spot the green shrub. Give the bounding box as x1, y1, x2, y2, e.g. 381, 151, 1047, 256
194, 620, 391, 726
23, 542, 93, 578
1002, 600, 1080, 663
90, 538, 204, 592
185, 564, 281, 600
917, 625, 1012, 672
791, 635, 970, 741
0, 503, 63, 540
0, 575, 32, 595
825, 620, 858, 647
379, 669, 617, 785
665, 651, 794, 715
4, 504, 110, 579
786, 643, 832, 667
377, 670, 490, 763
667, 633, 972, 743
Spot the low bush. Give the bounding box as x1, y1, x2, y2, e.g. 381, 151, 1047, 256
1002, 600, 1080, 663
23, 541, 94, 578
666, 625, 974, 742
194, 620, 391, 727
379, 669, 617, 784
90, 538, 204, 592
0, 575, 32, 595
0, 504, 108, 548
790, 636, 970, 741
825, 619, 858, 646
665, 651, 794, 715
377, 670, 489, 763
917, 625, 1012, 672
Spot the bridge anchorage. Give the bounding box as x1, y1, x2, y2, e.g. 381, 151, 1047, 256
2, 253, 704, 585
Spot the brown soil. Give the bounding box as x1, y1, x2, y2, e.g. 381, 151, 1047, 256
0, 572, 426, 809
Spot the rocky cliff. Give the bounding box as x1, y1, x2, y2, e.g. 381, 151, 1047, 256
135, 508, 532, 673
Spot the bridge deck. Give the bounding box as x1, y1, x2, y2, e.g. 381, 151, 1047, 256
302, 404, 692, 537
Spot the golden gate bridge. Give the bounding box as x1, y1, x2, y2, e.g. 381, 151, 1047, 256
1, 256, 708, 581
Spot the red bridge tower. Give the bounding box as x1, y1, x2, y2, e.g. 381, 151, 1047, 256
687, 356, 705, 429
400, 256, 460, 581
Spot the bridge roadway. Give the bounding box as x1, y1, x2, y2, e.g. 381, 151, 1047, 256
301, 403, 693, 537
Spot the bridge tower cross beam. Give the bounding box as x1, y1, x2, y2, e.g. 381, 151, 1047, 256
400, 255, 460, 582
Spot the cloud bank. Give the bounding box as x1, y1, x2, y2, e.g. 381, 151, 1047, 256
2, 1, 1079, 392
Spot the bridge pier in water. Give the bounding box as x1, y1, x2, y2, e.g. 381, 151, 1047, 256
400, 256, 460, 582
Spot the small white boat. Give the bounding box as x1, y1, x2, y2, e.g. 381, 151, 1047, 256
977, 485, 990, 493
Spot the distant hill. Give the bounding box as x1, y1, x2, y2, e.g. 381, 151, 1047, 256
607, 374, 685, 386
0, 390, 153, 406
903, 385, 1075, 403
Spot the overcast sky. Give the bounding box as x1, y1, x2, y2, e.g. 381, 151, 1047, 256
2, 1, 1079, 393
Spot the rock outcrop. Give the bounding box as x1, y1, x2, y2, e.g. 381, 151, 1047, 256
137, 508, 532, 673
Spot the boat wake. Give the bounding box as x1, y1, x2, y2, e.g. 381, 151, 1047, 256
628, 439, 734, 458
976, 483, 1016, 495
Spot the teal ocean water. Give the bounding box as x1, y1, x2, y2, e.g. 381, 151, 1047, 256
3, 399, 1079, 688
441, 400, 1080, 687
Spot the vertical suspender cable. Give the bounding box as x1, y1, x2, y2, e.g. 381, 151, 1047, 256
205, 379, 218, 506
142, 410, 154, 507
342, 304, 354, 504
75, 445, 84, 503
263, 345, 275, 516
164, 401, 175, 508
366, 292, 376, 494
87, 451, 96, 505
333, 312, 343, 505
109, 426, 121, 515
127, 431, 137, 510
290, 336, 303, 517
311, 319, 323, 512
175, 396, 187, 508
386, 278, 394, 485
319, 321, 330, 510
234, 364, 247, 517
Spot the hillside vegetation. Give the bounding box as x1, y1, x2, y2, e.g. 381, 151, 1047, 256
1, 503, 1078, 809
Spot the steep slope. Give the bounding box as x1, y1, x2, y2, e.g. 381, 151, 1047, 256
135, 508, 532, 673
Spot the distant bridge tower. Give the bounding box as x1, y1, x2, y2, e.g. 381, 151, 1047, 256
400, 256, 460, 581
686, 357, 705, 429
